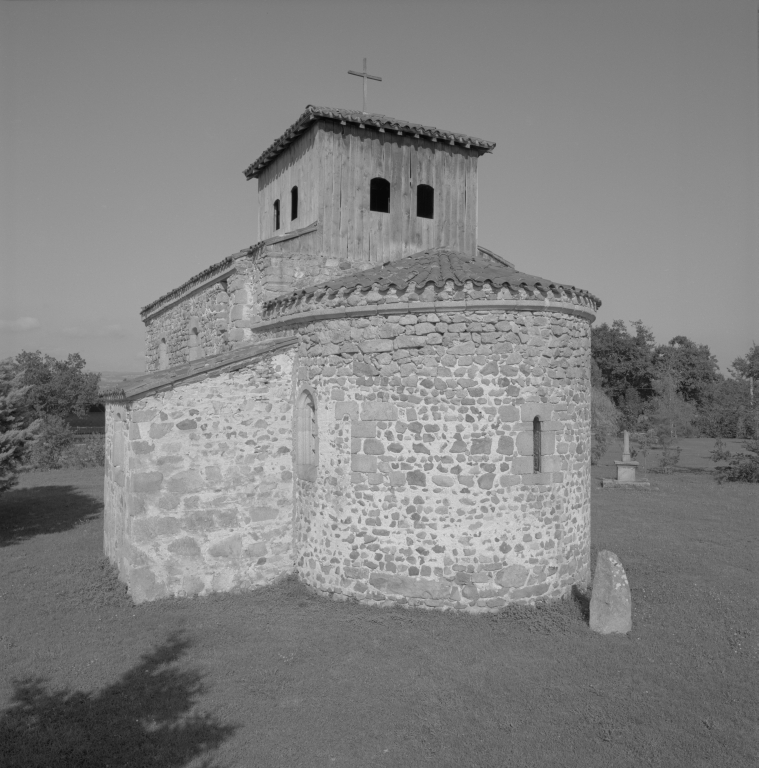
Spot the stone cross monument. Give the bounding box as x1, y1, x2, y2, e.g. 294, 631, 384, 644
601, 430, 651, 489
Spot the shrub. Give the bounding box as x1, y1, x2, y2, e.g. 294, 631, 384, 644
630, 429, 656, 471
714, 439, 759, 484
26, 415, 75, 470
26, 416, 105, 470
710, 438, 732, 463
654, 439, 682, 473
62, 433, 105, 469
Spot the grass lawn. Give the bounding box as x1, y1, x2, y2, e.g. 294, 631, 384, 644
1, 442, 756, 768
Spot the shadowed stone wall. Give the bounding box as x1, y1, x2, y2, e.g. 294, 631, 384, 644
103, 348, 296, 603
290, 308, 592, 612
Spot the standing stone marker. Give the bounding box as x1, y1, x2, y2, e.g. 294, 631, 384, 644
589, 550, 632, 634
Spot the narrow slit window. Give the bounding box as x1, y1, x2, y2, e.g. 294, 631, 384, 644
296, 390, 318, 481
188, 325, 203, 361
158, 338, 169, 370
533, 416, 542, 473
369, 177, 390, 213
417, 184, 434, 219
273, 199, 280, 231
291, 186, 298, 220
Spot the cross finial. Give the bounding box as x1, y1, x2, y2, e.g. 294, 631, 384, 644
348, 58, 382, 114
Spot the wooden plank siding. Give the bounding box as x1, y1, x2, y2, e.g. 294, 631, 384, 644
256, 120, 480, 264
256, 123, 318, 241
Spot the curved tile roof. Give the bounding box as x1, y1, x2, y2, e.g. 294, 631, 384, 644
265, 247, 601, 309
244, 105, 496, 179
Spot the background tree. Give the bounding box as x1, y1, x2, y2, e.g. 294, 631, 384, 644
591, 320, 656, 429
653, 335, 720, 410
699, 377, 752, 438
0, 360, 39, 493
648, 372, 699, 442
724, 343, 759, 437
730, 343, 759, 408
11, 351, 100, 426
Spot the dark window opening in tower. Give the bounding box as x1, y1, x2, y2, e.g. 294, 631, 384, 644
369, 177, 390, 213
417, 184, 434, 219
291, 186, 298, 220
533, 416, 542, 473
274, 199, 280, 231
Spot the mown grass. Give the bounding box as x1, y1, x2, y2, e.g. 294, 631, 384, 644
1, 445, 756, 768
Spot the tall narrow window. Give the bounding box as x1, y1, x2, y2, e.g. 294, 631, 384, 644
188, 324, 203, 361
417, 184, 434, 219
273, 199, 280, 231
158, 338, 169, 370
533, 416, 542, 473
290, 186, 298, 220
295, 390, 318, 481
369, 177, 390, 213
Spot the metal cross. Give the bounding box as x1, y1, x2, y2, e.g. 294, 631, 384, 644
348, 58, 382, 114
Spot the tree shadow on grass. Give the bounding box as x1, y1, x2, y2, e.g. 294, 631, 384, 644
0, 486, 102, 547
0, 632, 236, 768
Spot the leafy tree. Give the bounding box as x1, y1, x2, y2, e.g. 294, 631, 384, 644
648, 372, 698, 442
591, 320, 656, 407
11, 351, 100, 425
698, 377, 754, 438
731, 342, 759, 382
0, 361, 39, 493
654, 335, 720, 409
730, 343, 759, 412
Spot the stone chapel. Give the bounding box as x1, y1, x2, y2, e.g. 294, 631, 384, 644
103, 105, 601, 610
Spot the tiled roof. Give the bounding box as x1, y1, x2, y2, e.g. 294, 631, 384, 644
244, 106, 497, 179
140, 252, 242, 319
100, 338, 297, 402
265, 247, 601, 308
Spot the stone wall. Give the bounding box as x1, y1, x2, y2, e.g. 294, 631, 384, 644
142, 244, 371, 371
144, 280, 233, 371
289, 308, 592, 612
103, 348, 297, 602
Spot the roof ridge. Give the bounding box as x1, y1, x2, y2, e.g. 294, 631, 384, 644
244, 105, 496, 179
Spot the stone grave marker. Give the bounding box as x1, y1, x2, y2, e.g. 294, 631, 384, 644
590, 550, 632, 634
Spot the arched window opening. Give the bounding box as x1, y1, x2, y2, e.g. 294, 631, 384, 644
417, 184, 434, 219
290, 186, 299, 220
369, 177, 390, 213
533, 416, 542, 473
273, 199, 281, 231
295, 390, 318, 481
158, 338, 169, 370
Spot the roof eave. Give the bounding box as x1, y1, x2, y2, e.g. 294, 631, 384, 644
243, 105, 496, 180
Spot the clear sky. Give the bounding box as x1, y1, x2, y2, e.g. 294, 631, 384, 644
1, 0, 757, 374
